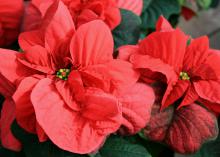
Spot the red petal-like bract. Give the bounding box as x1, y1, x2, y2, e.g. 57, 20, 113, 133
165, 104, 218, 154
181, 6, 196, 21
0, 99, 22, 151
0, 49, 35, 85
139, 27, 187, 73
144, 85, 218, 154
70, 18, 113, 68
31, 78, 122, 154
156, 16, 173, 32
0, 0, 24, 47
70, 19, 139, 93
13, 76, 47, 142
118, 83, 155, 135
118, 45, 139, 61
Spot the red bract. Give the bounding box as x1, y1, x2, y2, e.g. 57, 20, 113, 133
116, 0, 143, 15
119, 16, 220, 114
23, 0, 121, 31
0, 99, 22, 151
22, 0, 54, 32
118, 82, 155, 135
0, 0, 154, 153
144, 84, 218, 154
181, 6, 196, 21
0, 0, 24, 47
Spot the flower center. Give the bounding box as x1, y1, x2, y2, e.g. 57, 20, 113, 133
180, 72, 190, 80
56, 69, 70, 80
187, 38, 191, 46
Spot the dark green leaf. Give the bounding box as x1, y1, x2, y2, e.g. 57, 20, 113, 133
11, 121, 87, 157
98, 135, 151, 157
143, 0, 152, 11
125, 134, 173, 157
141, 0, 181, 29
0, 146, 25, 157
178, 0, 185, 5
92, 153, 102, 157
113, 9, 141, 49
210, 0, 220, 8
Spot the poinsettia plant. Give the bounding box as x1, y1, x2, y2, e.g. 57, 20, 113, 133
0, 0, 220, 157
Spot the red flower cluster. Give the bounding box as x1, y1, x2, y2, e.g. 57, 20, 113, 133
119, 16, 220, 113
0, 0, 220, 155
0, 0, 154, 154
119, 16, 220, 153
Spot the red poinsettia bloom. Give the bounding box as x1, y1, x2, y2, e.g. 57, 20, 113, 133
116, 0, 143, 15
23, 0, 121, 31
118, 16, 220, 114
0, 0, 24, 47
0, 1, 154, 153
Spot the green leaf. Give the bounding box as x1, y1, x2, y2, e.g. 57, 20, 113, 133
141, 0, 181, 29
178, 0, 185, 5
0, 146, 25, 157
98, 135, 151, 157
197, 0, 212, 9
143, 0, 152, 11
128, 134, 173, 157
112, 9, 141, 49
11, 121, 87, 157
210, 0, 220, 8
92, 152, 102, 157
